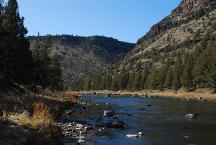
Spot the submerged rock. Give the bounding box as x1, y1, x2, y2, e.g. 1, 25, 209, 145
106, 120, 124, 129
105, 93, 111, 98
103, 110, 116, 117
185, 113, 199, 120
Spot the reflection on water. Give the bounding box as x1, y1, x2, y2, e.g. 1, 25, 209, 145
77, 94, 216, 145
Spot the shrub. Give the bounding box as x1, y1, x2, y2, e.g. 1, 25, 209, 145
33, 103, 53, 124
60, 92, 78, 103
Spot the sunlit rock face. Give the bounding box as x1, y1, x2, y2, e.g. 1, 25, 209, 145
138, 0, 216, 43
181, 0, 205, 14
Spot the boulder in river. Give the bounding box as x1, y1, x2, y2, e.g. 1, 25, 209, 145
106, 120, 124, 129
65, 110, 73, 116
126, 131, 143, 138
103, 110, 116, 117
185, 113, 199, 120
105, 94, 111, 98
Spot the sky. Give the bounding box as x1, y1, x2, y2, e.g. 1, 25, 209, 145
18, 0, 181, 43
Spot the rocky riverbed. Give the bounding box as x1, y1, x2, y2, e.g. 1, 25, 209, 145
57, 97, 126, 144
58, 94, 216, 145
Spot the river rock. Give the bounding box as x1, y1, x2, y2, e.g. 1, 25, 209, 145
105, 94, 111, 98
103, 110, 116, 117
185, 113, 199, 120
106, 120, 124, 129
65, 110, 73, 116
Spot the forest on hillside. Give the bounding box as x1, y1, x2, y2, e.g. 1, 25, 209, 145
1, 0, 216, 93
75, 35, 216, 92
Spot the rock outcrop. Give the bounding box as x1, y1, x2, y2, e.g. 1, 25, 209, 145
118, 0, 216, 72
138, 0, 216, 44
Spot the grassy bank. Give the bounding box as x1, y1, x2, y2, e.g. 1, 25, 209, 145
77, 89, 216, 102
0, 82, 78, 145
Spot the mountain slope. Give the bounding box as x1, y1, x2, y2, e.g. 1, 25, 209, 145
29, 35, 134, 89
78, 0, 216, 91
121, 0, 216, 70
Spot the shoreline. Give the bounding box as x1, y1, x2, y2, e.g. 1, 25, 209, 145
76, 89, 216, 102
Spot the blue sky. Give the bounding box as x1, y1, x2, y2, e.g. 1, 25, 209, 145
18, 0, 181, 43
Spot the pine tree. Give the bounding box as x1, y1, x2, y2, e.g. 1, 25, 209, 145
193, 46, 206, 88
111, 69, 119, 90
164, 69, 173, 89
119, 66, 129, 90
105, 73, 112, 90
48, 51, 63, 90
145, 68, 159, 90
1, 0, 33, 83
203, 42, 216, 92
83, 76, 92, 90
32, 34, 42, 85
172, 56, 183, 91
182, 54, 194, 91
127, 71, 135, 91
140, 65, 150, 89
41, 36, 52, 87
158, 61, 170, 91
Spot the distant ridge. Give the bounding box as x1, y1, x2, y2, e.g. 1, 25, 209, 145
29, 35, 135, 89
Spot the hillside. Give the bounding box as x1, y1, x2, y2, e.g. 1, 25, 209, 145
29, 35, 134, 89
122, 0, 216, 69
79, 0, 216, 91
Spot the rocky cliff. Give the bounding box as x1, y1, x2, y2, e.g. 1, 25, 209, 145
138, 0, 216, 44
120, 0, 216, 71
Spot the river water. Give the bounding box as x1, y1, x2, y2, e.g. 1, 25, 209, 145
69, 94, 216, 145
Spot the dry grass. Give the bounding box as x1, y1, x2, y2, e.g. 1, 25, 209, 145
78, 89, 216, 102
33, 103, 53, 123
58, 91, 79, 103
8, 103, 53, 129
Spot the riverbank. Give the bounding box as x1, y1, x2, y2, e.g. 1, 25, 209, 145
77, 89, 216, 102
0, 82, 78, 145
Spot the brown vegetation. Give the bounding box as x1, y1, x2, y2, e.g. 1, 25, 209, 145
0, 83, 79, 145
78, 89, 216, 102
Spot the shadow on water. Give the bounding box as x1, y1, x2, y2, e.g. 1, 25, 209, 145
75, 94, 216, 145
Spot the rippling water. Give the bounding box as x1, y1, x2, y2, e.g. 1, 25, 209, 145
70, 94, 216, 145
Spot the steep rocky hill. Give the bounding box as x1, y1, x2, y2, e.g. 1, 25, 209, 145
121, 0, 216, 70
29, 35, 134, 89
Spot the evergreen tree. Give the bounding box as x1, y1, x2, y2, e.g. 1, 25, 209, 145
83, 76, 92, 90
105, 73, 112, 90
111, 69, 119, 90
146, 68, 159, 90
172, 56, 183, 91
119, 66, 129, 90
158, 61, 170, 91
164, 68, 173, 89
48, 51, 63, 90
133, 72, 142, 90
1, 0, 33, 83
127, 71, 135, 91
182, 54, 194, 91
192, 45, 206, 88
32, 34, 42, 85
140, 65, 150, 89
202, 42, 216, 92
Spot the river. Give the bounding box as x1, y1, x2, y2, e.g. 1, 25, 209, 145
67, 94, 216, 145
